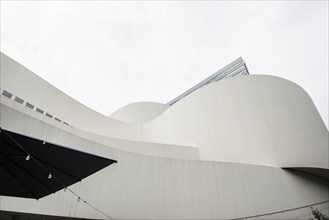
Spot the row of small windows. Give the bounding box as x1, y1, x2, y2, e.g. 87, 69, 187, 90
1, 89, 71, 127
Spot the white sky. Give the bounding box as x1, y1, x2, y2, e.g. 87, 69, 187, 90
1, 1, 328, 127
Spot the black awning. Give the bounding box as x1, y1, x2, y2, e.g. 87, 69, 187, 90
0, 128, 117, 199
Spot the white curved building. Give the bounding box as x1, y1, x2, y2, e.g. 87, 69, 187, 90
0, 52, 328, 220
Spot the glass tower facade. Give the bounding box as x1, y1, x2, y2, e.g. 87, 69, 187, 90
167, 57, 249, 105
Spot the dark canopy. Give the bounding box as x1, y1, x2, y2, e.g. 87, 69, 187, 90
0, 128, 117, 199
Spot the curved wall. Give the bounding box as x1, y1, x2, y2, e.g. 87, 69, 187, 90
110, 102, 169, 123
0, 106, 328, 219
1, 52, 328, 169
141, 75, 329, 168
1, 52, 328, 219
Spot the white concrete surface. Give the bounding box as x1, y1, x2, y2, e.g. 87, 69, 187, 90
0, 52, 328, 219
110, 102, 169, 123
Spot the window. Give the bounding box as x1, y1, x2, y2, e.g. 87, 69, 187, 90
45, 113, 53, 118
14, 96, 24, 104
26, 102, 34, 109
2, 90, 13, 99
36, 108, 44, 114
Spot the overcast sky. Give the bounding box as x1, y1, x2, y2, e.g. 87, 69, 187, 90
1, 1, 328, 127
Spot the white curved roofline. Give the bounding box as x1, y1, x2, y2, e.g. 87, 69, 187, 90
109, 102, 169, 123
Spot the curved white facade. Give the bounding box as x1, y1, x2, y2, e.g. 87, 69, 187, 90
0, 52, 328, 219
110, 102, 169, 123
